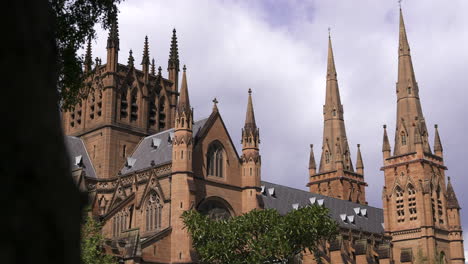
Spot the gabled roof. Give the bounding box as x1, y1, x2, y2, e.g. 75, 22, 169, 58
120, 118, 209, 175
260, 181, 384, 234
65, 136, 97, 179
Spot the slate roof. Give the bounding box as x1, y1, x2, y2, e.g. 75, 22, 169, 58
65, 136, 97, 179
120, 118, 209, 175
260, 181, 384, 234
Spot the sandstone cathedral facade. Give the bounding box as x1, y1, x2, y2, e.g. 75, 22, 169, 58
62, 8, 464, 264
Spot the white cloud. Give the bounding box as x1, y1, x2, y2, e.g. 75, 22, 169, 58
90, 0, 468, 254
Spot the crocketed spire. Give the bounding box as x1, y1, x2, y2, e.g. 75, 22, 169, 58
382, 125, 391, 152
434, 124, 443, 154
141, 36, 150, 66
356, 144, 364, 171
168, 28, 179, 71
84, 37, 93, 73
446, 177, 460, 209
151, 58, 156, 75
106, 18, 119, 50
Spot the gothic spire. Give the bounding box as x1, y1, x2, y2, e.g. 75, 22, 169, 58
107, 18, 119, 50
244, 88, 257, 132
319, 34, 353, 173
141, 36, 150, 66
356, 144, 364, 172
446, 177, 460, 209
84, 37, 93, 73
177, 65, 190, 114
127, 50, 134, 68
434, 124, 443, 155
393, 8, 430, 155
168, 28, 180, 71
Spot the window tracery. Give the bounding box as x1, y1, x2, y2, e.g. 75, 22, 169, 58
130, 88, 138, 121
395, 186, 405, 223
408, 185, 417, 221
145, 193, 162, 231
159, 97, 166, 129
207, 142, 224, 177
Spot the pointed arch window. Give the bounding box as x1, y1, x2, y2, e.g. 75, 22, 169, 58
207, 142, 225, 178
89, 93, 95, 120
112, 207, 130, 237
332, 109, 337, 117
97, 89, 102, 117
401, 132, 407, 146
408, 185, 417, 221
436, 186, 444, 224
325, 151, 331, 164
407, 87, 412, 95
395, 186, 405, 223
159, 97, 166, 129
130, 88, 138, 121
145, 193, 162, 231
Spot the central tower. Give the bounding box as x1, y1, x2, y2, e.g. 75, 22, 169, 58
307, 35, 367, 204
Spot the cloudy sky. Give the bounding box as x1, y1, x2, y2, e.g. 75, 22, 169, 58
90, 0, 468, 254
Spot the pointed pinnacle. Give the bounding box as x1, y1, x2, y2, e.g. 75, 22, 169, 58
107, 18, 119, 49
158, 66, 162, 76
356, 144, 364, 169
446, 177, 460, 209
414, 124, 422, 145
151, 58, 156, 75
309, 144, 316, 169
382, 125, 391, 152
168, 28, 179, 70
141, 36, 150, 65
434, 124, 443, 153
244, 88, 257, 131
127, 50, 134, 68
84, 37, 93, 71
177, 65, 190, 113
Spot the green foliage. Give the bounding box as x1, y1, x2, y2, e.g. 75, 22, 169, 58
49, 0, 122, 110
81, 213, 116, 264
182, 205, 339, 264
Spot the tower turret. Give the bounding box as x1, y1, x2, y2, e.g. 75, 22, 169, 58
168, 29, 180, 129
241, 88, 261, 213
170, 65, 194, 262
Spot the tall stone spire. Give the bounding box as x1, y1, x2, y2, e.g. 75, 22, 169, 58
319, 34, 353, 173
446, 177, 460, 209
177, 65, 190, 115
242, 88, 260, 152
151, 58, 155, 75
168, 29, 179, 71
393, 8, 430, 155
106, 18, 119, 72
84, 37, 93, 73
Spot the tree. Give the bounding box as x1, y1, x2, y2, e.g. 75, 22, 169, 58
182, 206, 339, 264
4, 1, 120, 263
81, 212, 116, 264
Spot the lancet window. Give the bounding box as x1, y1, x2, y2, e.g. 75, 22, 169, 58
88, 93, 95, 120
112, 208, 130, 237
207, 142, 224, 178
148, 96, 157, 127
130, 88, 138, 121
325, 151, 331, 164
97, 89, 102, 117
145, 193, 162, 231
120, 90, 128, 119
158, 97, 166, 129
401, 132, 407, 146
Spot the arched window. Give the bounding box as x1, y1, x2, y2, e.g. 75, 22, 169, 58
332, 109, 337, 117
408, 185, 417, 220
146, 193, 162, 231
407, 87, 412, 95
401, 132, 407, 146
130, 88, 138, 121
112, 208, 129, 237
207, 142, 225, 177
325, 151, 331, 164
395, 186, 405, 223
97, 89, 102, 117
436, 186, 444, 224
120, 90, 128, 119
89, 93, 95, 120
159, 97, 166, 129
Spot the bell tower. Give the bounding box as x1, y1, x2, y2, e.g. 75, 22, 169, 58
381, 8, 464, 263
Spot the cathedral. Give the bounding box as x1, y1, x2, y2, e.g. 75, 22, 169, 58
62, 8, 465, 264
